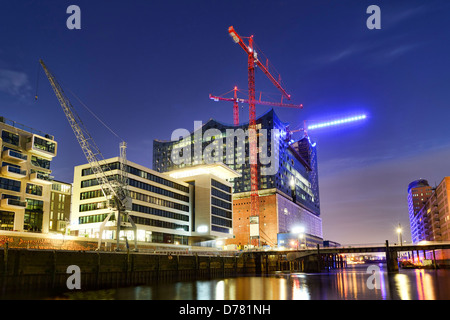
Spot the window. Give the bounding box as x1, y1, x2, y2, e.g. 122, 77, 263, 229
81, 162, 189, 193
211, 216, 232, 228
211, 197, 231, 210
24, 199, 44, 232
52, 183, 71, 193
0, 177, 21, 192
31, 156, 51, 170
211, 179, 231, 193
211, 206, 232, 219
80, 189, 103, 200
26, 183, 42, 196
79, 201, 107, 212
2, 130, 19, 146
130, 191, 189, 212
211, 187, 232, 202
132, 203, 189, 222
0, 210, 14, 230
33, 136, 56, 154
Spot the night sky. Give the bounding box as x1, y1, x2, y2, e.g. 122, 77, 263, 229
1, 0, 450, 245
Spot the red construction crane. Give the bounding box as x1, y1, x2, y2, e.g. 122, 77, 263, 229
209, 86, 302, 126
225, 26, 299, 247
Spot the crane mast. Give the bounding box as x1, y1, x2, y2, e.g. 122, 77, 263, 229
39, 59, 137, 251
227, 26, 297, 247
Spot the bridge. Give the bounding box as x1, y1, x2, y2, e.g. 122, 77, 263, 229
247, 240, 450, 273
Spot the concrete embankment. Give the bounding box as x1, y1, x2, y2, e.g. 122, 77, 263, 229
0, 248, 284, 294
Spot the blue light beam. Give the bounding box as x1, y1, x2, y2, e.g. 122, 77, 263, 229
307, 114, 367, 131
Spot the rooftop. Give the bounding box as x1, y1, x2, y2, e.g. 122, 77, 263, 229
0, 116, 54, 140
164, 163, 241, 181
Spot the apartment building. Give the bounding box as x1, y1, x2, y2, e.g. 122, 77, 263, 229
0, 116, 57, 233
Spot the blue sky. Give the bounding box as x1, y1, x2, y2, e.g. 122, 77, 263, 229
1, 0, 450, 244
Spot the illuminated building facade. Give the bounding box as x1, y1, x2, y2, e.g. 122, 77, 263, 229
0, 116, 57, 233
49, 180, 72, 234
408, 177, 450, 261
407, 179, 433, 243
153, 109, 322, 248
435, 177, 450, 242
165, 163, 239, 246
71, 158, 235, 245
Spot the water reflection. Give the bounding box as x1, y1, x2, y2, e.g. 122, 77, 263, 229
56, 266, 450, 300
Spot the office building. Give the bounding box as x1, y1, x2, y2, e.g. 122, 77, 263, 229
70, 157, 236, 245
153, 109, 322, 248
407, 179, 433, 243
0, 116, 57, 233
435, 177, 450, 241
407, 177, 450, 261
165, 163, 239, 245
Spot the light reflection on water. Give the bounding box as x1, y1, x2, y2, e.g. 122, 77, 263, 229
60, 265, 450, 300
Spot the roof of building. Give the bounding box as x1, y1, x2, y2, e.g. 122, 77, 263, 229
408, 179, 430, 193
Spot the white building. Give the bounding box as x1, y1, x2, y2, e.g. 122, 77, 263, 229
71, 158, 239, 246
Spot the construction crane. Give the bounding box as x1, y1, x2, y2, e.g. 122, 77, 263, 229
226, 26, 298, 247
39, 59, 138, 251
209, 86, 303, 126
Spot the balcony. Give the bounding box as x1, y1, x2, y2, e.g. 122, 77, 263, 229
2, 149, 27, 163
26, 134, 57, 158
0, 197, 26, 209
29, 172, 54, 185
1, 165, 27, 179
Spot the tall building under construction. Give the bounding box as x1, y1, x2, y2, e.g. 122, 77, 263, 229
153, 109, 322, 248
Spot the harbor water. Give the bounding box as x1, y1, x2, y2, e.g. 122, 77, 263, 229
53, 264, 450, 300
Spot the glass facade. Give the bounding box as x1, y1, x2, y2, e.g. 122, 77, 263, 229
1, 130, 19, 146
210, 178, 233, 234
26, 183, 43, 196
76, 159, 191, 242
0, 177, 21, 192
24, 199, 44, 232
31, 155, 51, 169
0, 117, 57, 234
32, 136, 56, 155
153, 109, 320, 216
0, 210, 14, 230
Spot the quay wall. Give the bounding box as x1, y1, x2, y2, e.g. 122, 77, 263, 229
0, 248, 283, 293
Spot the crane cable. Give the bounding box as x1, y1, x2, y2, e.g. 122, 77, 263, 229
67, 88, 125, 143
34, 62, 125, 143
35, 61, 40, 100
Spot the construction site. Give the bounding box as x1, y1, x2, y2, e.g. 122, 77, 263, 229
1, 25, 357, 254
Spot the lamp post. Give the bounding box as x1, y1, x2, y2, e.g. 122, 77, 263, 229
396, 223, 403, 246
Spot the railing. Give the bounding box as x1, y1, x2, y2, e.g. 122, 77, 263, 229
36, 172, 54, 181
5, 198, 27, 207
0, 116, 54, 140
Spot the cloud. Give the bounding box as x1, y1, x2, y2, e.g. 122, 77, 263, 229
0, 69, 32, 98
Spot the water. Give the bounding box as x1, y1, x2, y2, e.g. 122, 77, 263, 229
55, 264, 450, 300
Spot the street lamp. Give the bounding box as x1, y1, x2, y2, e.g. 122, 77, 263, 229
396, 223, 403, 246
